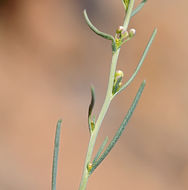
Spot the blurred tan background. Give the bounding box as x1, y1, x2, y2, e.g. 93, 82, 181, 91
0, 0, 188, 189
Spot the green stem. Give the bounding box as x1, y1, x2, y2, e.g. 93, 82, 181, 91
123, 0, 135, 29
79, 1, 134, 189
79, 49, 120, 190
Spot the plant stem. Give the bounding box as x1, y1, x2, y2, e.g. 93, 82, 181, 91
79, 49, 120, 190
79, 1, 134, 189
123, 0, 135, 29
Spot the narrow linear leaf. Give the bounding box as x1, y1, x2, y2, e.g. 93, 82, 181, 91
131, 0, 147, 17
114, 28, 157, 97
88, 86, 95, 132
90, 81, 145, 174
83, 10, 116, 51
88, 86, 95, 118
83, 9, 114, 41
52, 119, 62, 190
92, 136, 109, 164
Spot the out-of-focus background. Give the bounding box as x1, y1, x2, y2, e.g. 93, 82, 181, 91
0, 0, 188, 189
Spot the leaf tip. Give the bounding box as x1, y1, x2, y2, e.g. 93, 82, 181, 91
83, 9, 88, 20
57, 119, 62, 124
141, 80, 146, 88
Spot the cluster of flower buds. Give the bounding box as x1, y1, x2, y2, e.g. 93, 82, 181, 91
112, 70, 124, 95
115, 26, 136, 49
116, 26, 129, 39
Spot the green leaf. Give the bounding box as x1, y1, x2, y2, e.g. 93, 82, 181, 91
92, 136, 109, 165
51, 119, 62, 190
88, 86, 95, 118
83, 9, 116, 52
88, 86, 95, 132
131, 0, 147, 17
90, 81, 145, 174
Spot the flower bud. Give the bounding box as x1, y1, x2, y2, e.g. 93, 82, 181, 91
129, 28, 136, 38
87, 162, 93, 172
122, 30, 129, 39
116, 26, 125, 34
115, 70, 124, 79
112, 70, 124, 94
90, 120, 95, 131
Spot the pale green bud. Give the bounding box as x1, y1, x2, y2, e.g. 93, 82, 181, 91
115, 70, 124, 79
87, 162, 93, 172
90, 120, 95, 131
122, 31, 129, 39
116, 26, 125, 34
129, 28, 136, 38
112, 70, 124, 94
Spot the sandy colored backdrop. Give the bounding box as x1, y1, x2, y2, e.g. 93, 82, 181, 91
0, 0, 188, 189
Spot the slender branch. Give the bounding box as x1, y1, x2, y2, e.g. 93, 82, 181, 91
51, 119, 62, 190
